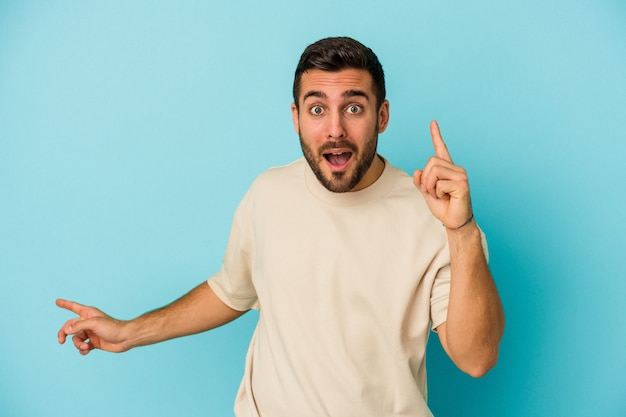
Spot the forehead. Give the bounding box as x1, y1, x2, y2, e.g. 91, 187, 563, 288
298, 68, 375, 102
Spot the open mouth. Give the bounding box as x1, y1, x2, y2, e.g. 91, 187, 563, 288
323, 151, 353, 169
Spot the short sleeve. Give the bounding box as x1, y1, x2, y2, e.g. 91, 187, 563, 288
430, 225, 489, 331
430, 264, 451, 331
207, 192, 259, 311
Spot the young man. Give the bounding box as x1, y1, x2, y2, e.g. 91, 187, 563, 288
57, 37, 504, 416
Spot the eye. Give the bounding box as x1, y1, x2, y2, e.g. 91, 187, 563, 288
309, 106, 324, 115
346, 105, 362, 114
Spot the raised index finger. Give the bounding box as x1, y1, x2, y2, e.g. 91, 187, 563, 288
430, 120, 453, 163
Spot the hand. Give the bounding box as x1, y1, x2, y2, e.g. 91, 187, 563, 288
56, 299, 129, 355
413, 120, 473, 229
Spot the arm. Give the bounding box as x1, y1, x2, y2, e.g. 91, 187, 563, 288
413, 120, 504, 377
436, 224, 504, 377
57, 281, 246, 355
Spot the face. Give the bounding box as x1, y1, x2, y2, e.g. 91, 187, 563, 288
292, 68, 389, 193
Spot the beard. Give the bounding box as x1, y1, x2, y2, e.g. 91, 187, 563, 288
299, 132, 379, 193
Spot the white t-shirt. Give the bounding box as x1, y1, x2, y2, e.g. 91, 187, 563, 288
209, 157, 454, 417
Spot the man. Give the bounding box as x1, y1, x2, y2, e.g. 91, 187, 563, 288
57, 37, 504, 416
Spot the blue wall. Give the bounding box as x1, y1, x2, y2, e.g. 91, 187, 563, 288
1, 1, 625, 416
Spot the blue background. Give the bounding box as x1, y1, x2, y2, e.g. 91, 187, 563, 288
1, 1, 625, 416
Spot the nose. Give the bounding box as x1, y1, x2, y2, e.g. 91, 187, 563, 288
326, 111, 346, 139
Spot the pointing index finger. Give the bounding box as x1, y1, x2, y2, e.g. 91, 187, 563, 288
430, 120, 453, 163
56, 299, 86, 316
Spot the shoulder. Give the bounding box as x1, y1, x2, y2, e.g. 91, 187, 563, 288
378, 159, 446, 232
236, 158, 306, 213
250, 158, 306, 190
379, 160, 425, 205
384, 162, 415, 190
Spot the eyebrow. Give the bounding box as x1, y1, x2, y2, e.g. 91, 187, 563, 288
302, 89, 370, 103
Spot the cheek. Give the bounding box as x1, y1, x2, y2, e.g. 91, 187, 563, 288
299, 120, 325, 141
352, 121, 377, 140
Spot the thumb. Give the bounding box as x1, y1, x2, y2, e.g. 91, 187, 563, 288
413, 169, 426, 194
64, 317, 98, 337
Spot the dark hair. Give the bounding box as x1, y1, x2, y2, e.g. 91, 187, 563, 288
293, 37, 386, 110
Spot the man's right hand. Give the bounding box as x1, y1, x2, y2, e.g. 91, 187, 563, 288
57, 282, 248, 356
56, 299, 130, 355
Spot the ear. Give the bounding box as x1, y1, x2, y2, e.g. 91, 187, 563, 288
377, 100, 390, 133
291, 102, 300, 134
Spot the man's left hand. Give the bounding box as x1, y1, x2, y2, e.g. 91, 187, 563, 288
412, 120, 473, 230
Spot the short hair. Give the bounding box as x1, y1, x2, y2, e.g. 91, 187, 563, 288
293, 37, 386, 110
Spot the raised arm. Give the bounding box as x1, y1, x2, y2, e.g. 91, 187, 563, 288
57, 282, 246, 355
413, 120, 504, 377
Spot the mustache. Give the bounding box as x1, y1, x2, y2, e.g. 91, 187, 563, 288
319, 140, 358, 154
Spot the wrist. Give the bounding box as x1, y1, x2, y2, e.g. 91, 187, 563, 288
444, 213, 474, 231
118, 319, 143, 350
445, 219, 481, 247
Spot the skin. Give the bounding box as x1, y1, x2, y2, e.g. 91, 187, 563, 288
414, 120, 504, 377
57, 68, 504, 377
292, 68, 390, 193
57, 283, 244, 355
